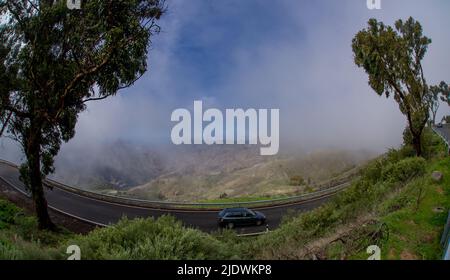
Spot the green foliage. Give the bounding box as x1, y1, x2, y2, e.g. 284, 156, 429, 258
352, 17, 431, 156
63, 216, 239, 260
435, 81, 449, 106
381, 157, 426, 182
1, 0, 163, 181
0, 0, 164, 228
428, 83, 445, 124
0, 199, 21, 229
0, 236, 63, 260
0, 199, 69, 260
377, 157, 450, 260
245, 147, 432, 259
361, 147, 423, 185
0, 134, 448, 260
403, 127, 444, 158
0, 199, 241, 260
361, 159, 384, 184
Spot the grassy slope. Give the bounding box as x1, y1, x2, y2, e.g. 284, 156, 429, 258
0, 199, 70, 259
378, 156, 449, 260
243, 129, 449, 260
0, 130, 448, 260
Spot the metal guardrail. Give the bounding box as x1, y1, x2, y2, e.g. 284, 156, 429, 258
441, 211, 450, 260
432, 125, 450, 154
0, 159, 355, 211
433, 125, 450, 259
47, 177, 352, 210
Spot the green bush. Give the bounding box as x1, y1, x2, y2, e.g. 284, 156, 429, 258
386, 147, 415, 163
63, 216, 238, 260
362, 159, 384, 184
381, 157, 426, 182
245, 149, 431, 259
0, 199, 21, 229
403, 127, 444, 158
0, 233, 63, 260
361, 149, 422, 185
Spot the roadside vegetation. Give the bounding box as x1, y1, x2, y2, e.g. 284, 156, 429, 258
0, 199, 69, 260
243, 129, 449, 260
0, 128, 448, 260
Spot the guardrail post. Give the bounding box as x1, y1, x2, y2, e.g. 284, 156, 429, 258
442, 211, 450, 260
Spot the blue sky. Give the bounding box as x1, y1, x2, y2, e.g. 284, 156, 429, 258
1, 0, 450, 162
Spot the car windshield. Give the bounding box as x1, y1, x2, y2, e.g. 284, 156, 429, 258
247, 209, 256, 216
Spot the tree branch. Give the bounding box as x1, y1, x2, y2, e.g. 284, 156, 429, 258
2, 104, 29, 119
0, 110, 13, 137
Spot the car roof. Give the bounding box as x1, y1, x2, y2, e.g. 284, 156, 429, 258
222, 208, 248, 212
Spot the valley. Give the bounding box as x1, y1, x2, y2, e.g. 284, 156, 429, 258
51, 142, 374, 202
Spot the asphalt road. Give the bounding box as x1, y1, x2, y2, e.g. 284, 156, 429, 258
434, 124, 450, 146
0, 161, 335, 234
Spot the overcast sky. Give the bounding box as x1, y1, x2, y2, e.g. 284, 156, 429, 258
1, 0, 450, 162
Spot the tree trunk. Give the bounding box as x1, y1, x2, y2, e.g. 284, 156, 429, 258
406, 112, 425, 157
412, 132, 423, 157
26, 125, 55, 230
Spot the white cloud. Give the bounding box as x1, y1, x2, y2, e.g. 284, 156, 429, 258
1, 0, 449, 163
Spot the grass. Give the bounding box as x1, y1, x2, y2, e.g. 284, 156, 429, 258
0, 199, 72, 260
377, 156, 450, 260
237, 128, 449, 260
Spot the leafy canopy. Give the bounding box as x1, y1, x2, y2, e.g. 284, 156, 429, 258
352, 17, 434, 156
352, 17, 431, 134
0, 0, 164, 182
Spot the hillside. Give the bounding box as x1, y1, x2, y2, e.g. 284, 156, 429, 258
52, 142, 373, 201
125, 148, 372, 201
52, 141, 169, 190
0, 128, 448, 260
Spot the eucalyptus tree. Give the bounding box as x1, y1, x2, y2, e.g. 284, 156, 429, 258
0, 0, 164, 229
436, 81, 449, 106
428, 85, 441, 125
352, 17, 431, 156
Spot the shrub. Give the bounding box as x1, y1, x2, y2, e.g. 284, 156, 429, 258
63, 216, 238, 260
0, 199, 21, 229
362, 159, 384, 184
381, 157, 426, 182
289, 175, 304, 186
403, 127, 443, 158
0, 234, 63, 260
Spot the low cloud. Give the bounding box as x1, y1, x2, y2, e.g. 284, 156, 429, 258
1, 0, 449, 165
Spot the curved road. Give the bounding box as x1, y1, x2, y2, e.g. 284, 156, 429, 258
434, 124, 450, 148
0, 161, 337, 234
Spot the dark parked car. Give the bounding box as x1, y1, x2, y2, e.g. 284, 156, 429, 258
218, 208, 266, 229
437, 123, 443, 128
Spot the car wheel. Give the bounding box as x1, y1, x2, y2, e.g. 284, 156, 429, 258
227, 223, 234, 229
